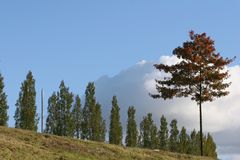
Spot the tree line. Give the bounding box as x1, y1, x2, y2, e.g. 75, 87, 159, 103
0, 71, 217, 158
138, 113, 217, 158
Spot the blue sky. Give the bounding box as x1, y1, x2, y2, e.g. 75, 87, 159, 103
0, 1, 240, 158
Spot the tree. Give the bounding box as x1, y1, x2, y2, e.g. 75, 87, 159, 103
71, 95, 82, 138
100, 119, 106, 142
139, 113, 158, 149
58, 81, 74, 137
151, 31, 234, 155
109, 96, 122, 145
179, 127, 189, 154
81, 82, 105, 141
188, 129, 199, 155
169, 119, 179, 152
0, 73, 8, 126
45, 81, 74, 137
204, 133, 217, 159
14, 71, 38, 131
158, 115, 168, 150
82, 82, 96, 140
125, 106, 138, 147
92, 103, 106, 142
45, 92, 58, 134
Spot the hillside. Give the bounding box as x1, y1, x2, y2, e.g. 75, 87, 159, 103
0, 127, 214, 160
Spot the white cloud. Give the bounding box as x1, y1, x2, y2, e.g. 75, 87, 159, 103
159, 55, 182, 65
94, 56, 240, 157
232, 155, 240, 160
220, 154, 240, 160
137, 60, 147, 65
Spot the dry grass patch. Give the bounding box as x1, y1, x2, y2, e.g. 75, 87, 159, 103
0, 127, 214, 160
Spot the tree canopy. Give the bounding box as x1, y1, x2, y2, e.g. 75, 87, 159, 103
151, 31, 234, 103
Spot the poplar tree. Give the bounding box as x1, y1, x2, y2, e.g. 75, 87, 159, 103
179, 127, 189, 153
139, 113, 158, 149
100, 119, 106, 142
14, 71, 38, 131
125, 106, 138, 147
92, 103, 106, 142
158, 115, 168, 150
204, 133, 217, 158
151, 31, 234, 155
45, 81, 74, 137
109, 96, 122, 145
58, 81, 74, 137
45, 92, 58, 134
0, 73, 8, 126
169, 119, 179, 152
82, 82, 96, 139
71, 95, 82, 138
196, 131, 204, 155
81, 82, 96, 139
81, 82, 105, 141
189, 129, 199, 155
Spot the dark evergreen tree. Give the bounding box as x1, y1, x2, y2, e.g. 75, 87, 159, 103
14, 71, 38, 131
0, 73, 8, 126
158, 115, 168, 150
109, 96, 122, 145
125, 106, 138, 147
71, 95, 82, 138
139, 113, 158, 149
169, 119, 179, 152
179, 127, 189, 153
45, 92, 58, 134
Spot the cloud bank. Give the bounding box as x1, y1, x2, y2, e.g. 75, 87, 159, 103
94, 55, 240, 158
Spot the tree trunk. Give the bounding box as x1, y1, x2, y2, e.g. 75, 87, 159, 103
199, 101, 203, 156
199, 69, 203, 156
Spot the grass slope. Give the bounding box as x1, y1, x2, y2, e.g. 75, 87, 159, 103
0, 127, 214, 160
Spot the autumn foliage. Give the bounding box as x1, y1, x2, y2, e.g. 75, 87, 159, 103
151, 31, 234, 156
151, 31, 234, 103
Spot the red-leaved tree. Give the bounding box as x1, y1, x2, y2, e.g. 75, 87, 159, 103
151, 31, 235, 156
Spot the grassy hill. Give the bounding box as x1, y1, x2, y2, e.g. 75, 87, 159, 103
0, 127, 214, 160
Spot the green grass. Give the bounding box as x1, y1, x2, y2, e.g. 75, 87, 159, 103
0, 127, 214, 160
